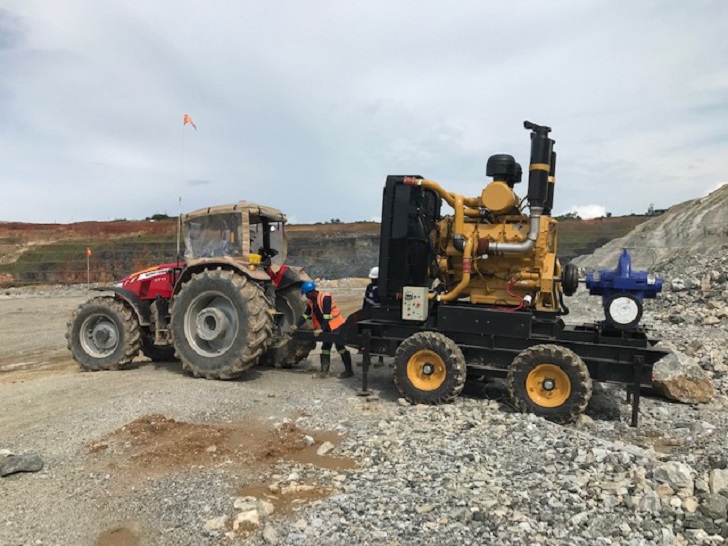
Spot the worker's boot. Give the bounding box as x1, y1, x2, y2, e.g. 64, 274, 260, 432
373, 356, 384, 368
315, 353, 330, 379
338, 350, 354, 379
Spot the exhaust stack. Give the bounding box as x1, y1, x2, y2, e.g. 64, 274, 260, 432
524, 120, 553, 211
482, 121, 555, 256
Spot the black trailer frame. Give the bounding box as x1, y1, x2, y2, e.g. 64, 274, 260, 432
295, 127, 670, 426
297, 303, 669, 426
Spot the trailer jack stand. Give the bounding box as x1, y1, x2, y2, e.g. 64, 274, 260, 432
625, 356, 644, 427
357, 330, 372, 397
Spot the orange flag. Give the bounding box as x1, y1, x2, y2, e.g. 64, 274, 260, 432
86, 247, 92, 257
183, 114, 197, 130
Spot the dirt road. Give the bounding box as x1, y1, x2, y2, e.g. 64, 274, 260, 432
0, 286, 381, 546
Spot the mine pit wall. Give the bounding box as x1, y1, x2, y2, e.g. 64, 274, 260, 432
286, 230, 380, 280
0, 217, 650, 285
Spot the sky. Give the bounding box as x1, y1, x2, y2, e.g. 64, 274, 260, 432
1, 1, 727, 224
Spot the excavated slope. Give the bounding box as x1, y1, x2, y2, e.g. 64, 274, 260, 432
573, 184, 728, 271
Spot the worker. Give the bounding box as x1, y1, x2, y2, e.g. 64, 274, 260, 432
291, 280, 354, 379
360, 266, 384, 367
363, 266, 380, 308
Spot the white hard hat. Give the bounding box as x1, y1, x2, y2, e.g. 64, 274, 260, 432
368, 267, 379, 279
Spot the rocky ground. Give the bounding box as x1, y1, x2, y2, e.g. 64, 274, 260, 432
2, 278, 728, 546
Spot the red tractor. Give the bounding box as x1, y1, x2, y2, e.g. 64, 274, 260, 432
66, 202, 315, 379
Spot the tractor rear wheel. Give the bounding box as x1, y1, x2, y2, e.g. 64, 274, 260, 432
393, 332, 466, 404
507, 344, 592, 424
263, 285, 315, 368
170, 269, 273, 379
66, 296, 141, 371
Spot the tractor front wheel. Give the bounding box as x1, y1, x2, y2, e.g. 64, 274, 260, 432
507, 344, 592, 424
393, 332, 466, 404
66, 296, 141, 371
170, 269, 273, 379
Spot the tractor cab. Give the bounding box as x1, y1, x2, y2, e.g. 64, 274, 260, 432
67, 199, 314, 383
182, 202, 287, 266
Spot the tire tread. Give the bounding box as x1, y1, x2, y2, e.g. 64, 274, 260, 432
65, 296, 141, 371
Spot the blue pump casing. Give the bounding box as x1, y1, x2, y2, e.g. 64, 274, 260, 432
585, 249, 662, 329
585, 249, 662, 301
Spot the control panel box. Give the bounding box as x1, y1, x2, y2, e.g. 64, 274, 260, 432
402, 286, 429, 321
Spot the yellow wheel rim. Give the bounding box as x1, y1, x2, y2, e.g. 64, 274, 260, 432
407, 350, 447, 391
525, 364, 571, 407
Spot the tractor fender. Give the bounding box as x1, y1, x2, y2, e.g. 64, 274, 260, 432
273, 265, 312, 292
173, 260, 270, 295
91, 286, 149, 326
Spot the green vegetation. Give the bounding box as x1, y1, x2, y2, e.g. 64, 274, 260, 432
145, 213, 176, 221
0, 232, 178, 285
554, 212, 583, 221
0, 215, 652, 286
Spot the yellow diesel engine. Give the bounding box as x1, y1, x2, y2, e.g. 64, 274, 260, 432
398, 121, 578, 313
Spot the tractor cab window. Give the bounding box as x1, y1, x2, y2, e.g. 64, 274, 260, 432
183, 212, 242, 259
249, 215, 285, 266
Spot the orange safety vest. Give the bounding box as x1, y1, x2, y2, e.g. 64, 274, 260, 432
307, 292, 345, 331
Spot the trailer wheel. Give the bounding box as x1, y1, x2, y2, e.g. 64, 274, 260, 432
508, 344, 592, 424
393, 332, 466, 404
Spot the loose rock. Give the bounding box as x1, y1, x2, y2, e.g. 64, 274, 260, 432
652, 350, 715, 404
0, 453, 44, 477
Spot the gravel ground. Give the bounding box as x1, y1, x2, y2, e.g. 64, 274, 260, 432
2, 283, 728, 546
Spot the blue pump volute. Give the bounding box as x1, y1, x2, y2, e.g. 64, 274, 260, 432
585, 249, 662, 330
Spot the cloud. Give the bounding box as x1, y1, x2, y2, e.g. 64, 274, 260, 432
706, 181, 727, 195
558, 204, 608, 220
0, 1, 727, 223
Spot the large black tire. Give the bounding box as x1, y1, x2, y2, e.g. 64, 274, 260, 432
66, 296, 141, 371
170, 269, 273, 380
507, 344, 592, 424
263, 285, 315, 368
393, 332, 466, 404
